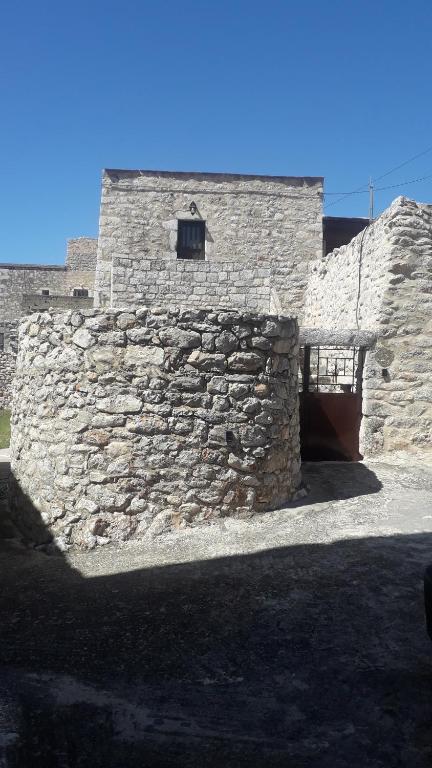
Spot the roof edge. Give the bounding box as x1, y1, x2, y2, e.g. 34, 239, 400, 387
103, 168, 324, 185
0, 263, 67, 272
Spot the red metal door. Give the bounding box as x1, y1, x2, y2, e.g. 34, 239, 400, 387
300, 392, 363, 461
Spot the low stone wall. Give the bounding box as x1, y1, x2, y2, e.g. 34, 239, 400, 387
10, 307, 301, 549
21, 295, 94, 313
111, 256, 272, 311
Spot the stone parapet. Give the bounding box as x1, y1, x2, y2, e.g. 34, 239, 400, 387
10, 306, 301, 549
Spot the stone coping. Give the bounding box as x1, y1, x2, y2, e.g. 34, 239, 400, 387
299, 328, 377, 348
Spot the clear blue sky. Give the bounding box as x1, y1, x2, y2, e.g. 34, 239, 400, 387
1, 0, 432, 264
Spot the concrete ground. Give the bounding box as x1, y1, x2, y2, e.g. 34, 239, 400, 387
1, 453, 432, 766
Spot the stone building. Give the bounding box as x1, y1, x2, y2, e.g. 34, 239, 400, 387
5, 167, 432, 548
0, 238, 97, 407
94, 169, 324, 316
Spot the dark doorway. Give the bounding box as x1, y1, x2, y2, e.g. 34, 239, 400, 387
177, 220, 206, 260
299, 345, 364, 461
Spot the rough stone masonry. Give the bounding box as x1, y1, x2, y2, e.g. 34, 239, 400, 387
10, 306, 301, 549
305, 196, 432, 455
95, 170, 323, 318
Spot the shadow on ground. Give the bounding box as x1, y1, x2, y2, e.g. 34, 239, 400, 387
294, 460, 383, 506
0, 462, 431, 767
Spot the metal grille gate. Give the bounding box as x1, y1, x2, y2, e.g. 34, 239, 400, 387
299, 345, 365, 461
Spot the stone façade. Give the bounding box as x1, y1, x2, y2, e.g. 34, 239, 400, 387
95, 169, 324, 318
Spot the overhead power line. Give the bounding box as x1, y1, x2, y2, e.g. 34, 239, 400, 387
324, 143, 432, 210
374, 172, 432, 191
372, 144, 432, 184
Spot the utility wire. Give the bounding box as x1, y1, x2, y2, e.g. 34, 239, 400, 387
325, 143, 432, 210
372, 144, 432, 184
374, 172, 432, 191
324, 181, 369, 209
323, 172, 432, 198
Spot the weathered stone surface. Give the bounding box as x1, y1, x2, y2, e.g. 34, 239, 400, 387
227, 352, 264, 372
83, 429, 111, 447
72, 328, 95, 349
229, 382, 250, 399
96, 395, 142, 414
304, 196, 432, 456
75, 497, 100, 515
187, 351, 226, 373
158, 327, 201, 349
207, 376, 229, 395
215, 331, 238, 355
126, 327, 154, 344
124, 345, 164, 368
169, 376, 203, 392
116, 312, 136, 330
99, 331, 126, 346
10, 307, 301, 549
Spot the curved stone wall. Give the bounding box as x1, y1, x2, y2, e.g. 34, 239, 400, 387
10, 307, 301, 548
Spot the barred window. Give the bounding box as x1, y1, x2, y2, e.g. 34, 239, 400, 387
73, 288, 89, 297
177, 220, 205, 260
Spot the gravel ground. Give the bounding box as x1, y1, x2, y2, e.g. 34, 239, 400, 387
1, 454, 432, 767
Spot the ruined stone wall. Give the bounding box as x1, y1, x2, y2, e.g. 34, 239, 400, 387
66, 238, 98, 271
95, 170, 323, 317
304, 209, 392, 330
111, 256, 272, 311
10, 307, 301, 549
304, 197, 432, 455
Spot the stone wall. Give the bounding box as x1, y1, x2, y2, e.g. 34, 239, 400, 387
10, 307, 301, 549
22, 295, 94, 314
66, 238, 98, 271
111, 256, 272, 311
304, 197, 432, 455
0, 321, 18, 410
95, 169, 323, 317
0, 265, 95, 323
0, 265, 96, 409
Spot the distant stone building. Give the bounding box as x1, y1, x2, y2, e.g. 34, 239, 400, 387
0, 238, 97, 407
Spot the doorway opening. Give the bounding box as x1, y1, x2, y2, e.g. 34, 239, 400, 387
299, 345, 365, 461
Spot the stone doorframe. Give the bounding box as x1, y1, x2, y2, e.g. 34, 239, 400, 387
299, 327, 377, 458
